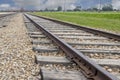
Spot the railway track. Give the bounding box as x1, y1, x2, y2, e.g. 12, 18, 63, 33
0, 13, 15, 28
24, 13, 120, 80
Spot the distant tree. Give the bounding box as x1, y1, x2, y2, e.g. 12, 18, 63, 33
44, 8, 48, 11
86, 7, 98, 11
57, 6, 62, 11
113, 9, 117, 11
50, 9, 56, 12
74, 6, 81, 11
86, 8, 92, 11
40, 10, 44, 12
92, 7, 98, 11
102, 4, 113, 11
67, 10, 73, 11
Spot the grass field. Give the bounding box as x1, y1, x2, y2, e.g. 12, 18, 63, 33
32, 12, 120, 33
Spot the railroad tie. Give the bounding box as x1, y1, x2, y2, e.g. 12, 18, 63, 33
30, 35, 46, 38
68, 42, 120, 46
35, 56, 72, 65
49, 29, 85, 32
59, 36, 107, 40
33, 46, 59, 53
31, 40, 51, 44
91, 59, 120, 66
27, 32, 43, 35
40, 68, 87, 80
24, 21, 31, 23
54, 33, 93, 36
78, 49, 120, 54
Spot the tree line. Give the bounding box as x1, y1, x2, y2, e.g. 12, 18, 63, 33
42, 4, 118, 12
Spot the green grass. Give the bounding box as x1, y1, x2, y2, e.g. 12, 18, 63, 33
32, 12, 120, 33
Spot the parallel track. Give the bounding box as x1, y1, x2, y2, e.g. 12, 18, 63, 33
24, 13, 120, 80
0, 13, 16, 28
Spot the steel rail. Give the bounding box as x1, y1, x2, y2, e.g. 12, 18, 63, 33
0, 13, 13, 18
25, 14, 119, 80
30, 14, 120, 41
0, 12, 17, 19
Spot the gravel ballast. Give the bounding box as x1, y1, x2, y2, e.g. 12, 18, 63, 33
0, 14, 40, 80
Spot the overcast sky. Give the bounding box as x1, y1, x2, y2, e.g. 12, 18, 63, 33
0, 0, 120, 10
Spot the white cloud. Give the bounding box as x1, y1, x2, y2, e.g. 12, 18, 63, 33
13, 0, 41, 9
70, 4, 76, 10
2, 0, 119, 11
0, 4, 10, 8
112, 0, 120, 9
0, 4, 18, 10
13, 0, 77, 10
41, 0, 77, 10
0, 4, 11, 10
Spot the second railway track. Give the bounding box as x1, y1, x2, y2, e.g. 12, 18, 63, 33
0, 13, 15, 28
24, 13, 120, 80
